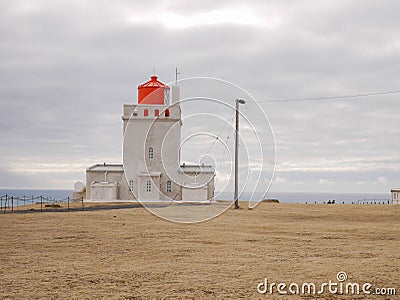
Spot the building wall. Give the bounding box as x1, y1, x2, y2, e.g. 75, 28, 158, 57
207, 177, 215, 200
91, 182, 118, 200
145, 118, 182, 200
122, 103, 182, 200
182, 186, 208, 201
392, 191, 399, 204
86, 170, 134, 200
180, 170, 215, 200
138, 175, 161, 200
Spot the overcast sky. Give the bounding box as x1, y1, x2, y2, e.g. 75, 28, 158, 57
1, 0, 399, 194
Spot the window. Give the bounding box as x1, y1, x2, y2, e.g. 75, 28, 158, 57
129, 179, 134, 191
148, 147, 154, 159
146, 180, 151, 192
154, 109, 159, 117
165, 109, 170, 117
167, 180, 172, 192
144, 109, 148, 117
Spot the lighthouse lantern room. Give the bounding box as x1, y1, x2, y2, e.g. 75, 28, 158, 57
137, 75, 170, 105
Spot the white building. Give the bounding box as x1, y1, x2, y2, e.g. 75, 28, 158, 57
391, 189, 400, 204
85, 75, 215, 202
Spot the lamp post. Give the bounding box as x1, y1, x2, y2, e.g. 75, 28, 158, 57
234, 99, 246, 209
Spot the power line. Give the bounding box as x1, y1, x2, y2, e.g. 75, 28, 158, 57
206, 110, 235, 154
258, 89, 400, 103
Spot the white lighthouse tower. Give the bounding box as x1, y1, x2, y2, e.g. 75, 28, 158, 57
85, 75, 215, 201
123, 76, 183, 201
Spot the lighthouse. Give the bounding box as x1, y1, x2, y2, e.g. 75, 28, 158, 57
123, 75, 183, 201
85, 75, 215, 201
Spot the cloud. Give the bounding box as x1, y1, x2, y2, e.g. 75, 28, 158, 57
127, 6, 271, 29
378, 176, 387, 184
0, 166, 39, 189
275, 176, 287, 184
0, 0, 399, 193
319, 179, 332, 185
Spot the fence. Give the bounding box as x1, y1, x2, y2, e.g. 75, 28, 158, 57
356, 199, 391, 205
0, 195, 85, 213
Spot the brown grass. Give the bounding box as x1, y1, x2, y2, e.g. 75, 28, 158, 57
0, 203, 399, 299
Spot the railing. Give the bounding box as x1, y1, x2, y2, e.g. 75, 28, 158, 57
0, 195, 85, 213
356, 199, 391, 205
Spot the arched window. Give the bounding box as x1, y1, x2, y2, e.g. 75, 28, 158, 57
144, 109, 148, 117
148, 147, 154, 159
165, 109, 170, 117
154, 109, 159, 117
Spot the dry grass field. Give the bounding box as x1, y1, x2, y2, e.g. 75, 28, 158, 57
1, 202, 399, 299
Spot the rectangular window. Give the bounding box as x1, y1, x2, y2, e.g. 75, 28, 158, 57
167, 180, 171, 192
129, 179, 134, 191
146, 180, 151, 192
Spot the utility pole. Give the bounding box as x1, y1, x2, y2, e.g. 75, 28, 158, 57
234, 99, 246, 209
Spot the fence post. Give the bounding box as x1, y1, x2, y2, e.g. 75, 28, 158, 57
81, 196, 84, 211
31, 195, 33, 205
67, 196, 70, 212
0, 196, 2, 212
40, 195, 43, 212
4, 195, 7, 213
11, 196, 13, 213
23, 195, 26, 206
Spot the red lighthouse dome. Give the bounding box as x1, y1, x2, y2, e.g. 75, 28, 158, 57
138, 75, 170, 105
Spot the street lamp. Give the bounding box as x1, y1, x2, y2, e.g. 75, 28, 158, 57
234, 98, 246, 209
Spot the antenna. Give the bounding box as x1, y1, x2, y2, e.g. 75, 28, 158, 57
175, 67, 181, 85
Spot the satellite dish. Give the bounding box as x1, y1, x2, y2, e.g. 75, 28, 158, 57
74, 181, 86, 192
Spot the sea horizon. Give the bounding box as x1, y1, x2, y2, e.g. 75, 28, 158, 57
0, 189, 391, 206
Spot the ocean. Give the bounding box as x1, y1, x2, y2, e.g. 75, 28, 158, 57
0, 189, 73, 207
0, 189, 392, 207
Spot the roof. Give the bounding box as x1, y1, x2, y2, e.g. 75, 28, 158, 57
138, 76, 169, 89
391, 189, 400, 192
138, 171, 162, 177
87, 164, 124, 172
180, 164, 215, 173
91, 181, 118, 186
